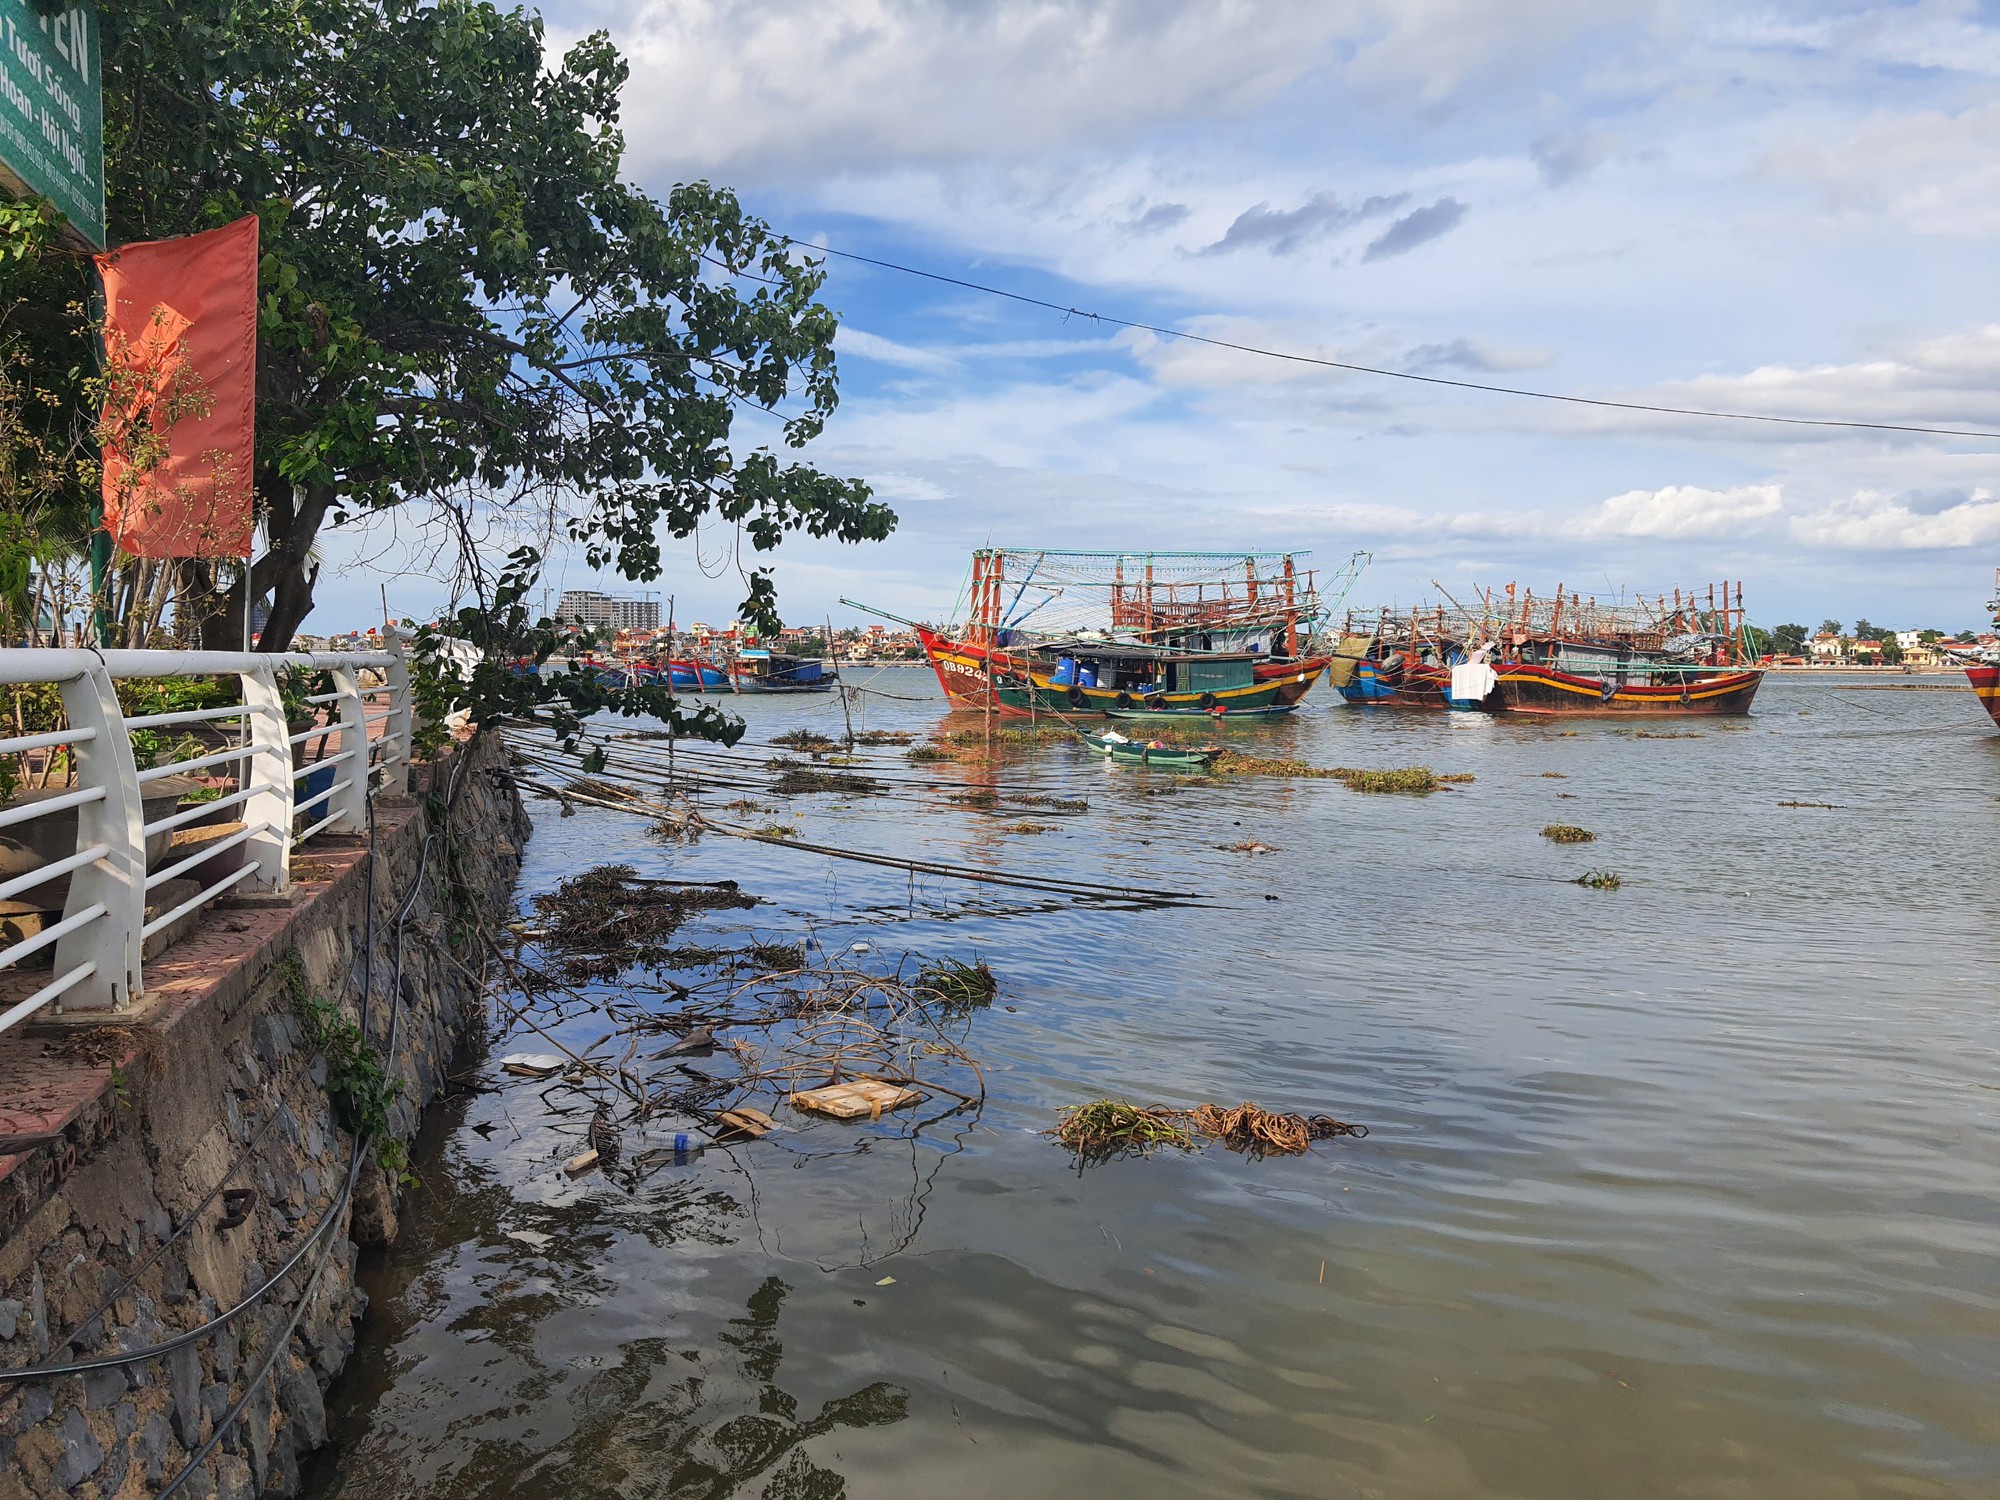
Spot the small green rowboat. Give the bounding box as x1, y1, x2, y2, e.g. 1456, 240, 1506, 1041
1083, 731, 1220, 770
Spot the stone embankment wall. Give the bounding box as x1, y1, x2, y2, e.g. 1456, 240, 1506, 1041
0, 731, 528, 1498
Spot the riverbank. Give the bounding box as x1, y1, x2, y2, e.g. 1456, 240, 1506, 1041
0, 731, 528, 1499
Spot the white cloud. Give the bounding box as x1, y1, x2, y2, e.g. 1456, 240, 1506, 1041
1571, 483, 1785, 538
588, 0, 1649, 179
835, 326, 960, 372
1762, 99, 2000, 235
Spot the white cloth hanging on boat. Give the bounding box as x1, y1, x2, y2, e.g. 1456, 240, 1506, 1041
1450, 662, 1498, 702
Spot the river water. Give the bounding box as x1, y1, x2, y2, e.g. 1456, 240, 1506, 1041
304, 671, 1999, 1500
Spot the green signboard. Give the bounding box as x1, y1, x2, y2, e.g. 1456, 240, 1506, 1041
0, 0, 102, 248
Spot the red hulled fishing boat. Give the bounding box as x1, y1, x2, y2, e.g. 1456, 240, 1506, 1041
871, 549, 1365, 719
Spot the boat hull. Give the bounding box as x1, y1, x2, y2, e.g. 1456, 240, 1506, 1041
1967, 664, 2000, 728
1492, 664, 1764, 716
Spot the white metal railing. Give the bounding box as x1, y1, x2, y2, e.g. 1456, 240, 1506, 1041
0, 634, 417, 1034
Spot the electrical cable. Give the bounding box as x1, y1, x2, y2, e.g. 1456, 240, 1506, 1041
153, 752, 464, 1500
782, 237, 2000, 441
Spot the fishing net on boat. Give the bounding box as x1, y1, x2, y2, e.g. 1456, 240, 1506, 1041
948, 548, 1368, 650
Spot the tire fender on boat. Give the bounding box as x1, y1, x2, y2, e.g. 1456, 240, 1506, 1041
1066, 684, 1085, 709
1198, 692, 1218, 710
1114, 691, 1134, 709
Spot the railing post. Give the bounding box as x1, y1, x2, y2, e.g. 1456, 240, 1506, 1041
52, 657, 144, 1010
380, 629, 415, 794
325, 664, 369, 833
238, 663, 293, 890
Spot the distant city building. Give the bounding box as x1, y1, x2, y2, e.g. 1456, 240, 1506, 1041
556, 590, 659, 631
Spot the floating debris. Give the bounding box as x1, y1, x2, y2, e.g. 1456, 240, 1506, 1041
1575, 870, 1623, 890
721, 798, 773, 814
1000, 821, 1059, 834
500, 1053, 568, 1078
1541, 771, 1569, 779
1052, 1101, 1199, 1164
771, 765, 881, 796
1778, 799, 1844, 809
1541, 824, 1596, 844
1186, 1102, 1367, 1157
905, 745, 953, 764
530, 865, 757, 980
1013, 793, 1089, 813
1211, 754, 1472, 794
1634, 730, 1704, 739
563, 1148, 600, 1176
770, 729, 841, 752
752, 824, 799, 840
1051, 1098, 1367, 1165
791, 1078, 920, 1119
915, 958, 997, 1012
853, 729, 915, 746
713, 1106, 776, 1141
745, 941, 806, 970
1222, 839, 1277, 854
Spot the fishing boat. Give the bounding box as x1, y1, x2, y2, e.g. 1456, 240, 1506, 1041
1482, 581, 1764, 717
851, 548, 1367, 719
729, 649, 836, 694
1964, 569, 2000, 729
662, 657, 730, 691
1333, 604, 1492, 710
1083, 731, 1220, 769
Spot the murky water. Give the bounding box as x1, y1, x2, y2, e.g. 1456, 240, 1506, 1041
305, 672, 2000, 1500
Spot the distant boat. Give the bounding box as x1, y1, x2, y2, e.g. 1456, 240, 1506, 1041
730, 649, 836, 694
662, 658, 729, 690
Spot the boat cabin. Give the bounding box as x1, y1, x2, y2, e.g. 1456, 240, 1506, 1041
1043, 643, 1257, 696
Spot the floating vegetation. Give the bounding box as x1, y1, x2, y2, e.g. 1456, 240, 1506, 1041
745, 940, 806, 970
1542, 824, 1596, 844
529, 865, 757, 981
752, 823, 799, 840
1185, 1102, 1367, 1157
915, 957, 997, 1012
721, 798, 773, 814
1051, 1098, 1367, 1166
1634, 730, 1703, 739
905, 745, 953, 764
943, 725, 1074, 746
1051, 1100, 1199, 1164
771, 766, 881, 796
1212, 754, 1472, 794
948, 790, 1000, 809
1575, 870, 1623, 890
1223, 838, 1277, 854
1778, 799, 1844, 809
770, 729, 840, 752
854, 729, 915, 746
1014, 793, 1089, 814
665, 945, 725, 967
1000, 821, 1059, 834
1541, 771, 1569, 779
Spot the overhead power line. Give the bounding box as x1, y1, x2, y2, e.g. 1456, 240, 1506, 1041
784, 237, 2000, 442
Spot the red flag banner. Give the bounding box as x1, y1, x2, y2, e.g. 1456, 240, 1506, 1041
95, 216, 259, 559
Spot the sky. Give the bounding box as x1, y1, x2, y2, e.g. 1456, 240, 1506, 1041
317, 0, 2000, 635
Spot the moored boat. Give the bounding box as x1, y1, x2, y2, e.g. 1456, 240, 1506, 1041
1482, 580, 1764, 718
869, 548, 1366, 719
730, 649, 836, 694
1083, 730, 1220, 769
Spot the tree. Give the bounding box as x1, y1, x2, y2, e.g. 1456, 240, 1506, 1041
1851, 619, 1882, 644
8, 0, 892, 648
1880, 638, 1904, 664
1770, 622, 1808, 656
1818, 618, 1842, 638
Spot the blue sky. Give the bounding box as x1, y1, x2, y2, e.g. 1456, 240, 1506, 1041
318, 0, 2000, 634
